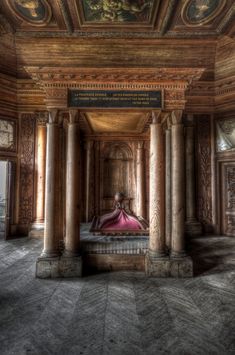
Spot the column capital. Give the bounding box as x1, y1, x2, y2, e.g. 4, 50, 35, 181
69, 109, 80, 124
36, 112, 49, 126
48, 109, 59, 124
151, 110, 162, 124
171, 110, 183, 125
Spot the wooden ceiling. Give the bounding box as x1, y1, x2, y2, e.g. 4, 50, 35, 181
85, 111, 150, 134
0, 0, 234, 38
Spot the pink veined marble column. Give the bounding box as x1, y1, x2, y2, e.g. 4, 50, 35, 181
85, 140, 93, 223
136, 141, 146, 218
34, 115, 47, 228
41, 109, 60, 257
149, 112, 166, 258
171, 110, 186, 257
64, 110, 80, 256
165, 117, 172, 250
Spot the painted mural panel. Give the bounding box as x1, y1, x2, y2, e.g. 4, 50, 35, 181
7, 0, 51, 25
0, 119, 16, 152
82, 0, 154, 22
182, 0, 225, 25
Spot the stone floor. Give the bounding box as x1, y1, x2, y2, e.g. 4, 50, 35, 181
0, 235, 235, 355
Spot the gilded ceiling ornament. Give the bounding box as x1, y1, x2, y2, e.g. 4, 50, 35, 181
82, 0, 153, 23
182, 0, 226, 26
7, 0, 52, 26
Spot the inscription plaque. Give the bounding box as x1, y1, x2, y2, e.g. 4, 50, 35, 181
68, 90, 162, 109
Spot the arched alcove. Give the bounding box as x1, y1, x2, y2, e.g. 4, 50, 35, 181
101, 142, 134, 213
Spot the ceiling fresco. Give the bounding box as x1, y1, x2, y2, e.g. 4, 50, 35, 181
6, 0, 51, 25
182, 0, 226, 26
81, 0, 154, 23
0, 0, 234, 35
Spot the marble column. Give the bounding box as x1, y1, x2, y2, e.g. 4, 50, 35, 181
64, 110, 80, 256
41, 109, 60, 258
85, 140, 92, 223
31, 115, 47, 234
136, 141, 146, 218
185, 115, 202, 236
171, 110, 186, 257
149, 112, 165, 258
165, 118, 172, 250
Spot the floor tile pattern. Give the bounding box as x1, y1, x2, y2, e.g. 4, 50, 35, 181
0, 235, 234, 355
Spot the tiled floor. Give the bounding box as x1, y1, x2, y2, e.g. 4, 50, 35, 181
0, 235, 234, 355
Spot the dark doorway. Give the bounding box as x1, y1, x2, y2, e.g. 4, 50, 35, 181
0, 160, 15, 240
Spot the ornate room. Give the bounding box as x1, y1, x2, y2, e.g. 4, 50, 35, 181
0, 0, 234, 354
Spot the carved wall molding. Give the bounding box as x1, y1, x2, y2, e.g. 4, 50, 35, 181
196, 115, 213, 231
18, 113, 35, 225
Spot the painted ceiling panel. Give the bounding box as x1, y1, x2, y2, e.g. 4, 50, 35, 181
0, 0, 233, 37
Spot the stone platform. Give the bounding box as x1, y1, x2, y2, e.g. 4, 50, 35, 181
36, 224, 193, 277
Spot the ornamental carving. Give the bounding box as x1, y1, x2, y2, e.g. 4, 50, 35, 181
35, 111, 48, 125
196, 115, 213, 230
19, 114, 35, 225
227, 216, 235, 236
226, 166, 235, 210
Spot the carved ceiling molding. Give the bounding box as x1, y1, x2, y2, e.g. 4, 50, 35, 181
216, 3, 235, 33
15, 29, 219, 38
57, 0, 73, 33
160, 0, 178, 35
24, 67, 204, 86
0, 13, 15, 34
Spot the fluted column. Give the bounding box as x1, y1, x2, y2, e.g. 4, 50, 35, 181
149, 112, 165, 257
185, 115, 202, 236
64, 110, 80, 256
41, 109, 60, 257
171, 110, 185, 257
85, 140, 93, 223
165, 117, 172, 250
33, 115, 47, 229
136, 141, 146, 218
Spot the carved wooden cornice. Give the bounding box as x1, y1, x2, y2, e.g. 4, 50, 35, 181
22, 66, 204, 111
24, 67, 204, 85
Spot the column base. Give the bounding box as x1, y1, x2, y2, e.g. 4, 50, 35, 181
145, 253, 193, 278
29, 223, 44, 238
36, 255, 82, 278
185, 219, 202, 237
